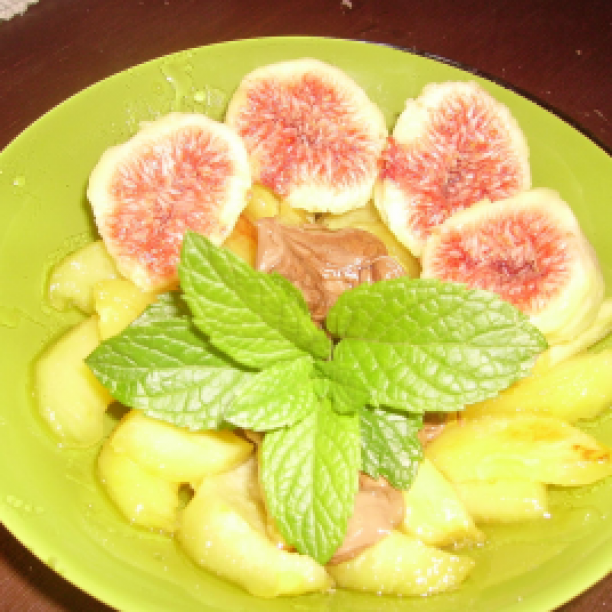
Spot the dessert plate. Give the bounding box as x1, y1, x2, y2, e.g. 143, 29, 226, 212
1, 36, 611, 612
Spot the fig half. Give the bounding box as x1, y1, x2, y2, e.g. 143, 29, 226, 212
88, 113, 251, 291
421, 189, 604, 345
225, 58, 388, 214
375, 81, 531, 256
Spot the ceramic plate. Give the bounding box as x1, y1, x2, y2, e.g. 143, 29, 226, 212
1, 36, 611, 612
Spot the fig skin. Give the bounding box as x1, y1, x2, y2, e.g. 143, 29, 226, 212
421, 188, 604, 345
88, 113, 251, 292
225, 58, 388, 215
375, 81, 531, 257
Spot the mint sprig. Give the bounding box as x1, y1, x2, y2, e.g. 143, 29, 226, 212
260, 400, 360, 564
328, 278, 546, 412
359, 407, 423, 489
179, 231, 332, 369
224, 357, 318, 430
86, 316, 253, 430
87, 231, 547, 564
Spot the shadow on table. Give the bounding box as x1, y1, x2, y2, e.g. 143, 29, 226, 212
1, 525, 114, 612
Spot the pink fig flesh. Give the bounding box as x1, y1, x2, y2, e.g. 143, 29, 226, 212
106, 127, 235, 286
381, 87, 529, 245
233, 73, 381, 197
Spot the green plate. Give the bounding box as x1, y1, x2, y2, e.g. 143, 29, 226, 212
1, 36, 611, 612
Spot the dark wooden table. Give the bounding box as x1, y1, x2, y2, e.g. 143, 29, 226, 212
1, 0, 611, 609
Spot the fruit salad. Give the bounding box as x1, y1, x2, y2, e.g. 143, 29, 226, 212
35, 58, 612, 599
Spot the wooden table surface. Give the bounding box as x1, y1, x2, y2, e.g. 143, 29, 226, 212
1, 0, 611, 609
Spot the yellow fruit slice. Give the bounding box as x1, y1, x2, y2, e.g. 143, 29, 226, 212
536, 297, 612, 370
426, 414, 612, 486
48, 240, 119, 313
92, 278, 157, 340
34, 316, 112, 447
453, 479, 549, 523
109, 410, 253, 485
327, 531, 475, 596
400, 458, 484, 547
465, 348, 612, 422
98, 442, 179, 533
221, 214, 258, 267
177, 458, 332, 597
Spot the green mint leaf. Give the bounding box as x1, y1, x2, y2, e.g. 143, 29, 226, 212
267, 271, 311, 316
359, 407, 423, 490
86, 318, 252, 429
314, 361, 371, 415
224, 357, 318, 430
130, 291, 191, 325
179, 232, 331, 369
327, 278, 547, 412
260, 399, 360, 564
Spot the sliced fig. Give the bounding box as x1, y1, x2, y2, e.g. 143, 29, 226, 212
225, 58, 388, 214
420, 189, 604, 345
375, 81, 531, 256
88, 113, 251, 291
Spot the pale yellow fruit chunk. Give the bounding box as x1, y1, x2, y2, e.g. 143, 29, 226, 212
109, 410, 253, 484
535, 297, 612, 371
277, 199, 315, 226
92, 279, 157, 340
177, 458, 332, 598
426, 415, 612, 486
465, 349, 612, 423
454, 479, 549, 523
244, 184, 312, 225
98, 442, 179, 533
327, 531, 475, 596
320, 200, 420, 277
222, 214, 258, 267
48, 240, 119, 313
400, 459, 484, 547
34, 316, 112, 447
243, 183, 280, 221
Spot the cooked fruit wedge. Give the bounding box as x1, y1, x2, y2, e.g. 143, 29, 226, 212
221, 214, 258, 267
453, 479, 549, 524
48, 240, 119, 313
426, 414, 612, 486
177, 458, 332, 597
34, 316, 112, 447
421, 189, 604, 345
465, 348, 612, 422
400, 458, 484, 547
92, 278, 157, 340
88, 112, 251, 291
109, 410, 253, 485
242, 183, 314, 226
536, 297, 612, 370
226, 58, 387, 213
327, 531, 475, 596
375, 80, 530, 256
98, 442, 180, 533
